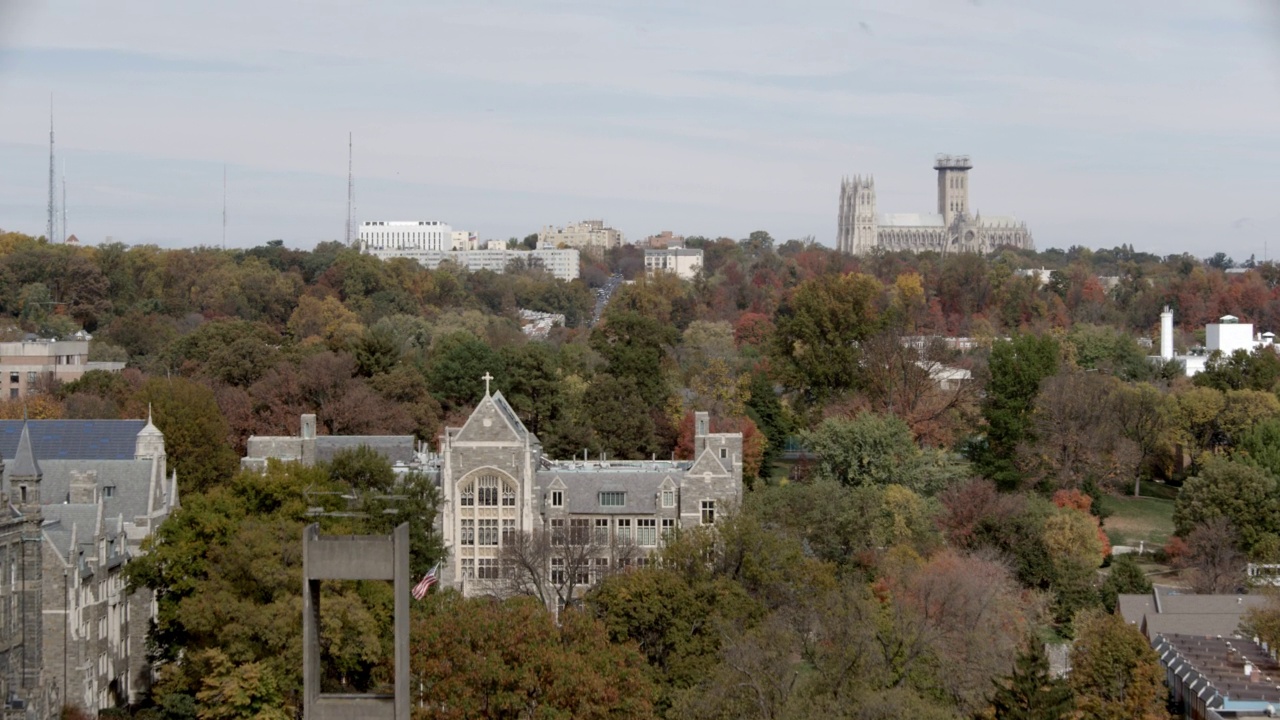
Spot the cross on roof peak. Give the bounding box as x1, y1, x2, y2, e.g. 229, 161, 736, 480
482, 372, 493, 396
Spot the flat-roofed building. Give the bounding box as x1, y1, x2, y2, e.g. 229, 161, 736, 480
0, 332, 125, 399
538, 220, 623, 253
644, 247, 703, 280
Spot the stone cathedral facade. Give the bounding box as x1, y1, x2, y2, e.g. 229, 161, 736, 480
436, 383, 743, 596
837, 154, 1034, 255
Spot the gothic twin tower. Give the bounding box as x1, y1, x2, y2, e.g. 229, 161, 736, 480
837, 155, 1034, 255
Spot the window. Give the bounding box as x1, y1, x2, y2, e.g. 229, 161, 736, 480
460, 558, 474, 579
701, 500, 716, 525
550, 490, 563, 508
460, 519, 475, 545
551, 519, 565, 545
719, 447, 727, 459
477, 476, 499, 506
478, 519, 499, 546
661, 489, 675, 508
637, 519, 657, 547
8, 389, 15, 399
502, 485, 516, 507
460, 484, 474, 506
26, 371, 35, 386
593, 557, 609, 581
103, 486, 115, 499
551, 557, 565, 584
599, 491, 625, 507
662, 518, 675, 539
477, 558, 499, 580
570, 518, 589, 545
594, 518, 610, 543
616, 518, 631, 542
8, 372, 16, 384
19, 486, 26, 504
502, 519, 515, 541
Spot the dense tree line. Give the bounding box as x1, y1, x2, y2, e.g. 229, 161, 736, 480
8, 224, 1280, 718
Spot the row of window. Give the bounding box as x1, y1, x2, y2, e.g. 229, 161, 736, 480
459, 555, 656, 582
460, 518, 516, 546
460, 475, 517, 507
548, 488, 680, 509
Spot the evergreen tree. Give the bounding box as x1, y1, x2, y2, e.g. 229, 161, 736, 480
1100, 553, 1153, 613
990, 640, 1073, 719
977, 334, 1059, 490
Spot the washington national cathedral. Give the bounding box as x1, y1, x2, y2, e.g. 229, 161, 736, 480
837, 155, 1034, 255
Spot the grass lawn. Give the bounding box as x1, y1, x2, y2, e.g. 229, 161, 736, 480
1101, 481, 1178, 548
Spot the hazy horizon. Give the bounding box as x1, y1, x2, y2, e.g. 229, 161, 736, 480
1, 0, 1278, 259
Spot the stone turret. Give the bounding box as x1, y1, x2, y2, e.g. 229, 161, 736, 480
135, 404, 168, 483
10, 419, 44, 703
11, 420, 42, 513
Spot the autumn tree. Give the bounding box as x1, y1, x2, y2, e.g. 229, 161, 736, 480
772, 271, 883, 403
1068, 609, 1168, 720
136, 376, 239, 493
802, 412, 968, 496
1173, 457, 1280, 553
1019, 371, 1137, 492
411, 595, 657, 719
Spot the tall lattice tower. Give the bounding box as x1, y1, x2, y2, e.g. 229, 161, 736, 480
46, 96, 56, 243
345, 132, 355, 247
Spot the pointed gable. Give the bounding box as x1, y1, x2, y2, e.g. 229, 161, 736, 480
453, 391, 534, 445
11, 421, 41, 480
686, 446, 729, 477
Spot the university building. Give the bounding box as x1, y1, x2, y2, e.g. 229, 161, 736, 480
435, 382, 743, 597
1, 416, 177, 719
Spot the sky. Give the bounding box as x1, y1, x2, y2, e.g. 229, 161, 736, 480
0, 0, 1278, 258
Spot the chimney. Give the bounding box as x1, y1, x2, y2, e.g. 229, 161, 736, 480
1245, 660, 1255, 678
1161, 306, 1174, 360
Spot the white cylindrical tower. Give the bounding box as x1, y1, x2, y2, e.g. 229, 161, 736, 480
1160, 306, 1174, 360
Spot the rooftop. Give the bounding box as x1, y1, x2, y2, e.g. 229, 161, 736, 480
1156, 633, 1280, 709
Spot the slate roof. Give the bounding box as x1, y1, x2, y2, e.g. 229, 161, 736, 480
0, 420, 145, 461
314, 436, 417, 465
41, 503, 99, 563
536, 469, 678, 515
7, 459, 156, 522
490, 391, 531, 442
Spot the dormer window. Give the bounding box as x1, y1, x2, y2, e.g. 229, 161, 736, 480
19, 485, 27, 503
103, 486, 115, 499
550, 490, 563, 508
661, 489, 675, 508
599, 491, 625, 507
719, 447, 728, 459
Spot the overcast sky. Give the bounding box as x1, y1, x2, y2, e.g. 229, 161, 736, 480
0, 0, 1278, 258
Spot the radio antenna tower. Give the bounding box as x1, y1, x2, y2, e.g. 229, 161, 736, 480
222, 164, 227, 250
46, 95, 55, 243
345, 132, 355, 247
61, 161, 67, 243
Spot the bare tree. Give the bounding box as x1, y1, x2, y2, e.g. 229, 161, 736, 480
1020, 371, 1139, 491
501, 521, 641, 609
1184, 518, 1247, 594
860, 332, 978, 447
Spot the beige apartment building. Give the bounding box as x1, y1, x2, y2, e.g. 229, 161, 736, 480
537, 220, 624, 253
0, 333, 125, 399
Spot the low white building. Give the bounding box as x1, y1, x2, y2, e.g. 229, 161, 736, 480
1154, 307, 1276, 376
644, 247, 703, 280
364, 247, 580, 282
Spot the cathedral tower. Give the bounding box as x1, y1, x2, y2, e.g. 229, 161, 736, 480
837, 175, 877, 255
934, 154, 972, 226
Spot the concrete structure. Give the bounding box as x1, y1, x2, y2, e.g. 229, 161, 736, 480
358, 221, 454, 252
1154, 634, 1280, 719
436, 380, 743, 597
538, 220, 623, 253
242, 414, 426, 473
1, 416, 174, 719
449, 230, 479, 251
837, 155, 1034, 255
1154, 309, 1276, 377
363, 247, 581, 282
302, 523, 409, 720
644, 247, 703, 280
0, 332, 125, 399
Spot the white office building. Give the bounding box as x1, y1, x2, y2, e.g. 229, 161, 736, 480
359, 221, 455, 251
363, 246, 581, 282
644, 247, 703, 280
1154, 307, 1276, 376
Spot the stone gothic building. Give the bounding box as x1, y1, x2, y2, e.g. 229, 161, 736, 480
837, 155, 1034, 255
436, 384, 743, 597
1, 417, 177, 719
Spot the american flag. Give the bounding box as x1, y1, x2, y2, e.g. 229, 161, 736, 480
412, 564, 439, 600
